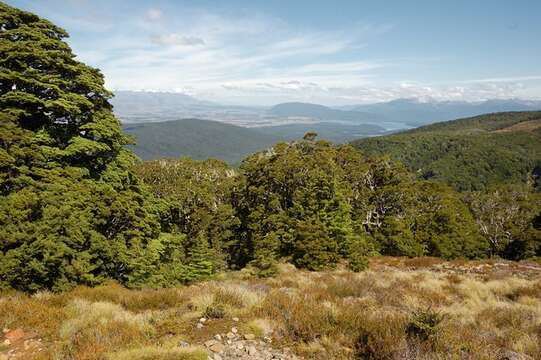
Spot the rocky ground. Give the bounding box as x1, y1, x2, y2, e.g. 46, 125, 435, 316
196, 317, 299, 360
1, 328, 44, 360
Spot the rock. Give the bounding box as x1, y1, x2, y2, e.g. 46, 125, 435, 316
213, 354, 223, 360
209, 343, 225, 353
247, 345, 257, 356
500, 350, 534, 360
231, 327, 238, 334
214, 334, 222, 341
244, 333, 255, 340
204, 339, 218, 348
3, 339, 10, 346
179, 340, 190, 347
5, 328, 25, 341
196, 323, 204, 329
2, 328, 9, 334
226, 332, 235, 339
232, 317, 239, 322
199, 317, 207, 323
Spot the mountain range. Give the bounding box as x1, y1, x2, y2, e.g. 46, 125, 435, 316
112, 91, 541, 129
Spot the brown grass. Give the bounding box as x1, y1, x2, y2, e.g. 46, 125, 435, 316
1, 257, 540, 359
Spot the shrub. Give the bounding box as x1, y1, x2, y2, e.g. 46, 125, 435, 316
202, 303, 226, 319
406, 308, 444, 341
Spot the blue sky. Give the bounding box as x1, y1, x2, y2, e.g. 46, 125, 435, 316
6, 0, 541, 105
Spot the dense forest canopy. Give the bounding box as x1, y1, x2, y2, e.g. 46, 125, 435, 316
1, 2, 540, 293
351, 112, 541, 191
0, 2, 163, 291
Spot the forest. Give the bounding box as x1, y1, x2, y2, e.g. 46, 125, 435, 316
1, 2, 541, 292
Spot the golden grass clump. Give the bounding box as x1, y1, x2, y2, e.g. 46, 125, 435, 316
107, 345, 208, 360
57, 299, 155, 359
1, 258, 540, 359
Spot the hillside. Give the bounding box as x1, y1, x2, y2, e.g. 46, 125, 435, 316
123, 119, 280, 163
351, 111, 541, 191
268, 102, 385, 123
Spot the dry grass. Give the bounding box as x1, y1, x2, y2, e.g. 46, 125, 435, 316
1, 257, 540, 359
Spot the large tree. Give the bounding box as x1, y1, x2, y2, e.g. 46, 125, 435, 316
0, 3, 159, 291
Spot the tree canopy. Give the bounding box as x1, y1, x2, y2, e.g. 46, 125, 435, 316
0, 2, 160, 291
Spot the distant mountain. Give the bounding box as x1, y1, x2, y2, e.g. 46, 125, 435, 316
350, 98, 541, 126
268, 102, 386, 123
351, 111, 541, 191
123, 119, 280, 164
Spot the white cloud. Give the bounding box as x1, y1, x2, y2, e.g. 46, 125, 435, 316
150, 34, 205, 46
145, 8, 163, 21
47, 3, 539, 106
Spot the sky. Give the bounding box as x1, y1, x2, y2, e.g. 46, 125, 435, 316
6, 0, 541, 106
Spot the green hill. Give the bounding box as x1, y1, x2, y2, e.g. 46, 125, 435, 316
351, 111, 541, 191
123, 118, 280, 163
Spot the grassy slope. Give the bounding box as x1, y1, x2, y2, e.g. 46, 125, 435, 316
123, 119, 280, 164
351, 111, 541, 191
1, 258, 540, 359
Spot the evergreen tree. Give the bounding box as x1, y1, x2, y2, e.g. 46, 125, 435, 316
0, 3, 159, 291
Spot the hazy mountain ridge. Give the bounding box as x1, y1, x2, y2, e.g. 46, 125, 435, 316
112, 91, 541, 131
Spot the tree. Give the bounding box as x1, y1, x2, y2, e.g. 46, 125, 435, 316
237, 140, 359, 270
0, 3, 160, 291
465, 184, 541, 259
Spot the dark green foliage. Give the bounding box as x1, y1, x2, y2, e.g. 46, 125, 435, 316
352, 112, 541, 191
232, 139, 487, 270
0, 3, 161, 291
407, 308, 444, 341
235, 139, 361, 270
202, 303, 226, 319
134, 158, 240, 280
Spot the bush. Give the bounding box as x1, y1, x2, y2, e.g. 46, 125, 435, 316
406, 308, 444, 341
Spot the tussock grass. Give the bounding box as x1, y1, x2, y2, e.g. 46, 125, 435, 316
1, 258, 540, 359
107, 345, 208, 360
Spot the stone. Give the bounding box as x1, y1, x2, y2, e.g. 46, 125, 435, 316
196, 323, 204, 329
199, 317, 207, 323
213, 354, 223, 360
500, 350, 534, 360
2, 328, 9, 334
5, 328, 25, 341
214, 334, 222, 341
179, 340, 189, 347
243, 333, 255, 340
209, 343, 225, 353
232, 317, 239, 322
3, 339, 10, 346
231, 326, 238, 334
204, 339, 218, 348
226, 332, 235, 339
247, 345, 257, 356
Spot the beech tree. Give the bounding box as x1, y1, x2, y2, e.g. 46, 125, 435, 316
0, 3, 160, 291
